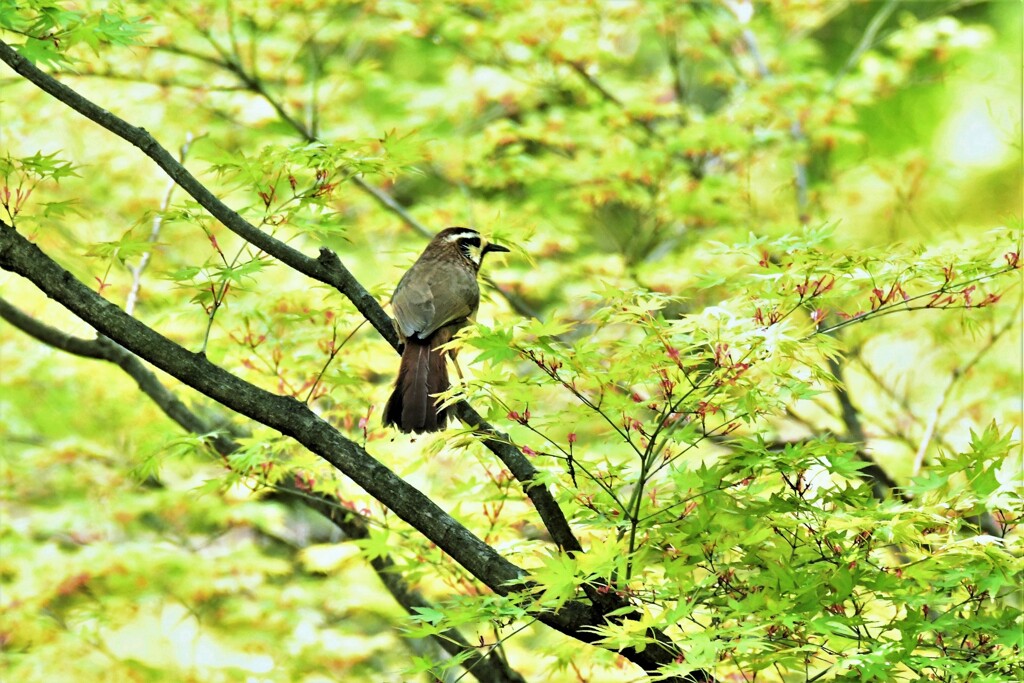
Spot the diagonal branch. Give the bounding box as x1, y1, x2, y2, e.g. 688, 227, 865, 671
0, 220, 709, 681
0, 296, 525, 683
158, 25, 540, 323
0, 38, 578, 558
168, 31, 544, 323
2, 42, 395, 343
0, 42, 716, 679
0, 220, 519, 590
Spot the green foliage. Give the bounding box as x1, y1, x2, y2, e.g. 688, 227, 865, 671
463, 257, 1020, 678
1, 0, 149, 66
0, 151, 80, 225
2, 1, 1021, 681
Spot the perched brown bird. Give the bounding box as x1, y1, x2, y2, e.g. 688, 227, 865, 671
383, 227, 509, 433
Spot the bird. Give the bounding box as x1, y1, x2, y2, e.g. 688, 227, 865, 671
383, 227, 509, 433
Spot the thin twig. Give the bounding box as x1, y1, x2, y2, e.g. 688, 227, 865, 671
913, 301, 1022, 476
126, 133, 194, 316
811, 267, 1017, 338
305, 318, 368, 403
65, 68, 252, 91
911, 403, 941, 477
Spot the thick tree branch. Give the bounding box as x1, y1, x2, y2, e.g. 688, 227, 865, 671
0, 296, 524, 683
0, 221, 708, 681
0, 40, 394, 346
295, 490, 526, 683
0, 298, 106, 359
824, 355, 895, 501
0, 38, 579, 564
0, 41, 713, 679
0, 221, 518, 586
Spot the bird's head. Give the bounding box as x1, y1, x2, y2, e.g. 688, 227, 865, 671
433, 227, 510, 270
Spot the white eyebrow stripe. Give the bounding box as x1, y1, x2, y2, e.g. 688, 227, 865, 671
443, 231, 481, 243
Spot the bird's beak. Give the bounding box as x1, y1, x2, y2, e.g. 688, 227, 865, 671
482, 242, 510, 256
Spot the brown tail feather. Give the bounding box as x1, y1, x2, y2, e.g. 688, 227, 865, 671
383, 331, 451, 433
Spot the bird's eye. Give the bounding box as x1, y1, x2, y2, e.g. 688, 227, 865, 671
460, 241, 482, 265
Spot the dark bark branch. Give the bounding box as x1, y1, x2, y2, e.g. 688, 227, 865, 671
0, 298, 106, 359
829, 356, 866, 444
0, 40, 395, 347
0, 222, 517, 587
0, 41, 714, 679
0, 221, 708, 681
825, 355, 895, 501
295, 488, 526, 683
0, 38, 579, 565
0, 297, 524, 683
154, 33, 540, 324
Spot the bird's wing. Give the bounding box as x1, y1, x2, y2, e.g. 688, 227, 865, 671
392, 262, 478, 340
392, 266, 435, 340
425, 267, 478, 331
